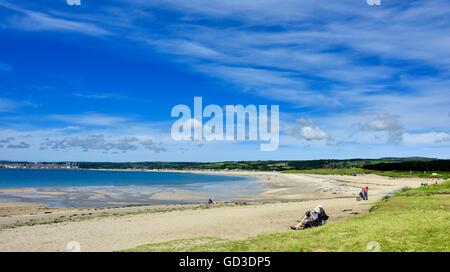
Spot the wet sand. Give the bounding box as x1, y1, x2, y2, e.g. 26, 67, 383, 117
0, 171, 433, 252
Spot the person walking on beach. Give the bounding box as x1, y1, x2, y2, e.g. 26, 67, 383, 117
363, 186, 369, 200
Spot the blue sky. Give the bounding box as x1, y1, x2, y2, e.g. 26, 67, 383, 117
0, 0, 449, 162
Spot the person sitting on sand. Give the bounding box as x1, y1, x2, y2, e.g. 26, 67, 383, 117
291, 205, 330, 230
357, 189, 364, 201
207, 198, 215, 205
290, 210, 312, 230
314, 205, 329, 225
310, 208, 320, 225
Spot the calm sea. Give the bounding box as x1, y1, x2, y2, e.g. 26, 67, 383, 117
0, 169, 259, 207
0, 169, 248, 188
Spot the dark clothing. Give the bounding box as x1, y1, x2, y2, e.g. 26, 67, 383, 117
316, 208, 329, 225
359, 191, 364, 200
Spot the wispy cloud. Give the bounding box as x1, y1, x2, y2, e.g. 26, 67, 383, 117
0, 98, 34, 112
6, 141, 30, 149
0, 1, 110, 36
404, 132, 450, 144
0, 137, 15, 144
118, 0, 450, 114
40, 135, 167, 154
357, 113, 404, 144
48, 113, 132, 127
3, 1, 449, 109
72, 92, 127, 100
1, 0, 449, 159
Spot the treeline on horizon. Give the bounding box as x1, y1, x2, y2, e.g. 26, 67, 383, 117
2, 157, 449, 172
363, 160, 450, 171
72, 157, 450, 172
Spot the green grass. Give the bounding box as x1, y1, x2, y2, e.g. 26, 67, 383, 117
282, 168, 450, 178
125, 181, 450, 252
282, 168, 366, 175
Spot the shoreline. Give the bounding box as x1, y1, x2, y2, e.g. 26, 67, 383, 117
0, 171, 435, 251
0, 169, 263, 208
0, 169, 438, 219
0, 168, 373, 209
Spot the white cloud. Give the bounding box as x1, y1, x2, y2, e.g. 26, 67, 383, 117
66, 0, 81, 6
147, 39, 223, 59
300, 125, 329, 141
358, 113, 404, 144
15, 12, 108, 36
4, 0, 450, 109
178, 118, 213, 141
140, 139, 167, 153
115, 0, 450, 114
404, 132, 450, 144
183, 118, 204, 131
40, 135, 167, 153
1, 0, 450, 159
289, 119, 340, 146
48, 113, 132, 127
0, 1, 109, 36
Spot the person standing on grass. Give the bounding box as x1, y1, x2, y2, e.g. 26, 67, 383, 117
363, 186, 369, 200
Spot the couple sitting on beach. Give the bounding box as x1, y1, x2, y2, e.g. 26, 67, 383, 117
290, 205, 329, 230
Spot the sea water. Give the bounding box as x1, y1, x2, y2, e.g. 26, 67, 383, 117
0, 169, 259, 207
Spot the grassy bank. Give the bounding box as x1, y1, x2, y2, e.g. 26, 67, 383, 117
126, 181, 450, 252
282, 168, 450, 179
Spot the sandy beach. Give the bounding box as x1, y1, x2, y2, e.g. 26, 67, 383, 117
0, 171, 432, 252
